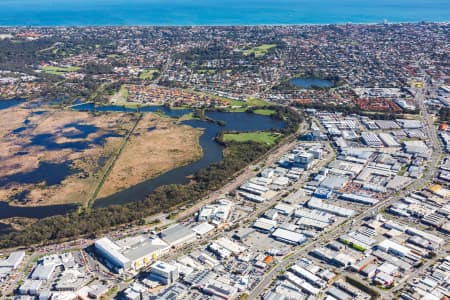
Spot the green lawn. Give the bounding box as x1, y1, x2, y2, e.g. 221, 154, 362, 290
227, 97, 272, 112
243, 44, 277, 57
139, 69, 159, 80
110, 85, 129, 103
224, 131, 280, 146
42, 65, 80, 75
253, 109, 276, 116
195, 69, 217, 74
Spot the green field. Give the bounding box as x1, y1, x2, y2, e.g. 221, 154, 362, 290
42, 65, 80, 75
110, 85, 129, 103
224, 131, 280, 146
195, 69, 217, 74
139, 69, 159, 80
253, 109, 276, 116
228, 97, 272, 112
243, 44, 277, 57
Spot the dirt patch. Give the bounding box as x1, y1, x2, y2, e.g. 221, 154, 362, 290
97, 114, 203, 198
0, 106, 135, 206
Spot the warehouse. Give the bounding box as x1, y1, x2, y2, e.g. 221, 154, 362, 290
253, 218, 277, 233
290, 265, 326, 288
320, 174, 349, 191
192, 222, 215, 236
284, 272, 320, 296
361, 132, 383, 147
296, 217, 329, 230
159, 224, 196, 248
273, 203, 295, 215
378, 133, 400, 147
239, 191, 266, 203
307, 198, 355, 217
340, 193, 378, 205
239, 182, 268, 196
271, 228, 307, 245
294, 207, 335, 224
0, 251, 25, 269
377, 239, 411, 257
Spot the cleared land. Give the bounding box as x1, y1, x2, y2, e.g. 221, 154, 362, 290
139, 69, 159, 80
223, 131, 280, 146
41, 65, 80, 75
96, 114, 203, 198
243, 44, 277, 57
0, 105, 134, 206
110, 85, 129, 104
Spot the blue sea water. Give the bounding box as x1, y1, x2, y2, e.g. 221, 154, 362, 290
0, 0, 448, 26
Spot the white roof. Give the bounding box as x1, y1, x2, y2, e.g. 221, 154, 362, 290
192, 222, 215, 235
273, 203, 295, 214
271, 228, 306, 244
95, 237, 130, 266
151, 261, 178, 273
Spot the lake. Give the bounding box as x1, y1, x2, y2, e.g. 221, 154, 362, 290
0, 201, 78, 220
94, 110, 285, 207
0, 99, 24, 110
289, 78, 335, 89
0, 105, 284, 219
0, 0, 448, 25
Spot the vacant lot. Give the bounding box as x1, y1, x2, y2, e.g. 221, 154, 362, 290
243, 44, 277, 57
42, 65, 80, 75
223, 131, 280, 146
97, 114, 203, 198
139, 69, 159, 80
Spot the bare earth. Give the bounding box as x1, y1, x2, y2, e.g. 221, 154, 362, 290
97, 114, 203, 198
0, 104, 135, 206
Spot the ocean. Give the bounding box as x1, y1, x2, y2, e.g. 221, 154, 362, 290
0, 0, 449, 26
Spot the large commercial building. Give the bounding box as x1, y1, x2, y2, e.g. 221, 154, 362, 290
148, 261, 179, 285
361, 132, 383, 147
159, 224, 197, 248
94, 236, 169, 273
0, 251, 25, 270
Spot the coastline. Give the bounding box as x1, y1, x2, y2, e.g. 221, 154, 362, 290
0, 21, 449, 28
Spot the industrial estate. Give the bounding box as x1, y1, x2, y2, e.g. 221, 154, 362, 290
0, 23, 449, 300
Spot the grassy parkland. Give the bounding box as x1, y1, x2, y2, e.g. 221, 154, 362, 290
223, 131, 281, 146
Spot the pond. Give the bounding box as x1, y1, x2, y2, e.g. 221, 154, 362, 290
289, 77, 335, 88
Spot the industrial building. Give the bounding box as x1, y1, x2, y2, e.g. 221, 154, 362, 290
159, 224, 197, 248
307, 198, 355, 217
94, 236, 169, 273
340, 193, 378, 205
378, 132, 400, 147
361, 132, 383, 147
0, 251, 25, 270
271, 228, 307, 245
197, 198, 233, 225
